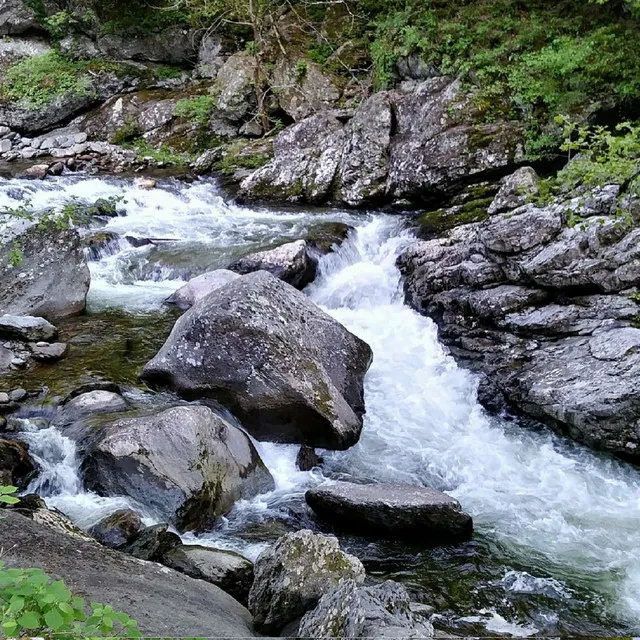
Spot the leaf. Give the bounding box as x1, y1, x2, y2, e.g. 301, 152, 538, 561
17, 610, 41, 630
1, 619, 18, 637
44, 607, 65, 631
8, 595, 25, 613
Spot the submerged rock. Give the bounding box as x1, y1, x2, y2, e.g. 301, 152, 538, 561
0, 227, 90, 319
248, 529, 365, 633
163, 545, 254, 605
299, 579, 434, 638
228, 240, 317, 289
82, 406, 275, 531
0, 315, 57, 342
89, 509, 143, 549
165, 269, 240, 310
306, 482, 473, 542
141, 272, 372, 450
30, 341, 68, 361
55, 390, 129, 430
123, 523, 182, 561
2, 510, 259, 638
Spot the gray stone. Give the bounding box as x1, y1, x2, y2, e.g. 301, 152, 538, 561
0, 226, 90, 319
0, 315, 57, 341
2, 510, 259, 638
165, 269, 240, 310
299, 579, 434, 638
141, 272, 372, 450
0, 0, 39, 36
215, 52, 258, 122
82, 406, 275, 531
163, 545, 254, 605
0, 139, 11, 153
0, 392, 9, 404
228, 240, 316, 289
306, 482, 473, 541
8, 388, 26, 402
248, 529, 365, 633
488, 166, 539, 214
89, 509, 143, 549
56, 390, 128, 428
30, 342, 68, 361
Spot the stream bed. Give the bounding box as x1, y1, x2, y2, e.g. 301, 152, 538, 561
2, 174, 640, 636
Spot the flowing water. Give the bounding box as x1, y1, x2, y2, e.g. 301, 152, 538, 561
2, 175, 640, 636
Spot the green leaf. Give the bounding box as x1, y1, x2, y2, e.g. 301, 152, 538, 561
8, 595, 25, 613
1, 619, 18, 636
44, 607, 65, 631
17, 610, 41, 630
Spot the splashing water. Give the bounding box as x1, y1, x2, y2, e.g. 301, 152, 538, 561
4, 176, 640, 633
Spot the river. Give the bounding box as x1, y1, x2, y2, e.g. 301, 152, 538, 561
2, 174, 640, 636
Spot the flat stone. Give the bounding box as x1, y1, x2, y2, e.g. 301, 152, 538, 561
30, 342, 68, 361
23, 163, 49, 179
306, 481, 473, 542
0, 139, 12, 153
0, 315, 58, 342
9, 388, 27, 402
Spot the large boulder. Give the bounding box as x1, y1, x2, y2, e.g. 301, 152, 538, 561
398, 180, 640, 462
0, 0, 40, 36
306, 482, 473, 542
163, 545, 254, 605
165, 269, 240, 310
0, 438, 37, 488
299, 580, 434, 638
82, 406, 275, 531
141, 272, 372, 450
228, 240, 317, 289
0, 314, 57, 341
2, 510, 259, 638
240, 77, 522, 207
214, 52, 258, 123
248, 529, 365, 633
0, 226, 90, 319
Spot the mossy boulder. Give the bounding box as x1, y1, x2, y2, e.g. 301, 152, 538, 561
82, 405, 275, 532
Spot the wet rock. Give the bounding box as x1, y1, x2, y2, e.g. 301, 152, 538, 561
398, 188, 640, 462
299, 579, 434, 638
89, 509, 143, 549
3, 511, 259, 638
163, 545, 254, 605
488, 166, 539, 215
0, 226, 90, 319
0, 392, 9, 404
248, 529, 365, 633
122, 523, 182, 562
56, 390, 128, 429
141, 272, 373, 450
8, 388, 26, 402
296, 445, 323, 471
82, 406, 275, 531
135, 178, 157, 190
0, 315, 57, 342
30, 341, 68, 361
0, 438, 37, 488
306, 482, 473, 542
95, 27, 196, 64
305, 222, 352, 255
165, 269, 240, 310
228, 240, 317, 289
22, 163, 49, 179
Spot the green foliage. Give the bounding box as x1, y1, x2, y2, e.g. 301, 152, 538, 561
364, 0, 640, 158
554, 117, 640, 194
111, 121, 141, 146
295, 59, 309, 83
0, 561, 140, 639
0, 52, 93, 110
174, 95, 216, 126
217, 140, 271, 175
0, 485, 19, 506
125, 139, 192, 165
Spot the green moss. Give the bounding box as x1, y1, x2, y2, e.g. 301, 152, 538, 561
173, 95, 216, 126
110, 121, 141, 145
124, 138, 193, 166
216, 140, 272, 175
418, 196, 494, 237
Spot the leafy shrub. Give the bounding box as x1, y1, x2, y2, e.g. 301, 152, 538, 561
174, 95, 216, 126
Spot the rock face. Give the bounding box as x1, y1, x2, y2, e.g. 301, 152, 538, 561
141, 272, 373, 450
122, 523, 182, 562
0, 438, 37, 488
0, 226, 91, 319
82, 406, 275, 531
248, 529, 366, 633
163, 545, 254, 605
89, 509, 143, 549
0, 315, 57, 341
299, 579, 434, 639
398, 178, 640, 462
240, 77, 522, 207
0, 0, 39, 36
2, 510, 259, 638
165, 269, 241, 310
228, 240, 317, 289
306, 482, 473, 542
